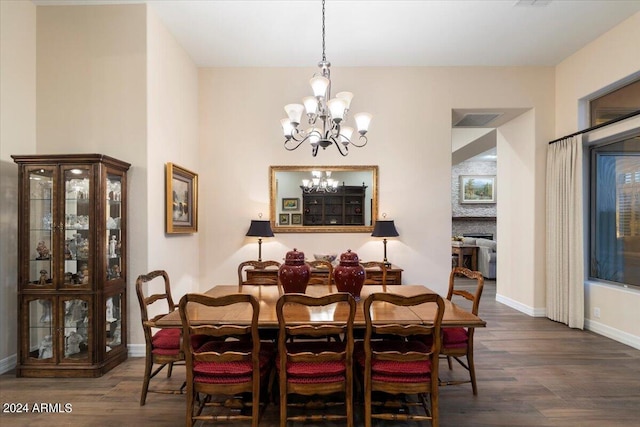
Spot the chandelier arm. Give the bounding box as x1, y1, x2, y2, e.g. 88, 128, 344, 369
283, 132, 310, 151
334, 140, 349, 157
349, 135, 369, 148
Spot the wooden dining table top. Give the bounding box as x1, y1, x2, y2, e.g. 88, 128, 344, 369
155, 284, 486, 329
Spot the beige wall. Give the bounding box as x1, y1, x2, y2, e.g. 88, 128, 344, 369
36, 3, 149, 354
198, 66, 555, 313
0, 0, 37, 368
137, 8, 200, 352
556, 12, 640, 346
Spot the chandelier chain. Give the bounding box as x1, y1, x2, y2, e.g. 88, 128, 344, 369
321, 0, 326, 63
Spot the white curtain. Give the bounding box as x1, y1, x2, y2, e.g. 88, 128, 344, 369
546, 135, 584, 329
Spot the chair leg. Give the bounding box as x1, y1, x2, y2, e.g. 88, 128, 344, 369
167, 361, 173, 378
430, 389, 439, 427
185, 387, 194, 427
467, 352, 478, 395
364, 383, 372, 427
279, 380, 287, 427
346, 376, 354, 427
139, 356, 153, 406
447, 355, 453, 370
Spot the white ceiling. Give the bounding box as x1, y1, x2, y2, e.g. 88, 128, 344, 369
34, 0, 640, 67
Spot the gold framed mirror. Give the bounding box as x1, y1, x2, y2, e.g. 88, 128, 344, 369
270, 165, 378, 233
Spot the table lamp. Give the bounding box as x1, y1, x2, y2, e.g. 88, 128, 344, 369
371, 215, 399, 267
245, 216, 274, 262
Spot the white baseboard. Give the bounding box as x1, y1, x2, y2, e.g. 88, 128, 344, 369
0, 353, 17, 375
584, 318, 640, 350
495, 293, 546, 317
496, 293, 640, 350
127, 344, 145, 358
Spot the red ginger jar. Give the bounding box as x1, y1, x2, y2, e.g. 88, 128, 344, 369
334, 249, 366, 299
278, 248, 311, 293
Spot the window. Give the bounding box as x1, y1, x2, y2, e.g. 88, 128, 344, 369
590, 79, 640, 127
590, 136, 640, 287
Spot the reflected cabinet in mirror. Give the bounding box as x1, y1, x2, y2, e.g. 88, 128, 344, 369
270, 165, 378, 233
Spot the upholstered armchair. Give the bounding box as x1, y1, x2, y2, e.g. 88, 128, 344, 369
463, 237, 496, 279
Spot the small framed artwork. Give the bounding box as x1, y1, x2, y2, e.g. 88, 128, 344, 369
291, 213, 302, 225
279, 213, 290, 225
282, 198, 299, 211
166, 163, 198, 233
460, 175, 496, 204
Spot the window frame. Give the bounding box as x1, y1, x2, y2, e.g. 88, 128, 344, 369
584, 116, 640, 289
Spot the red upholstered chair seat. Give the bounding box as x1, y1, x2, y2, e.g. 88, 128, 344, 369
192, 340, 273, 384
152, 328, 180, 349
276, 341, 346, 380
355, 340, 432, 379
443, 327, 469, 349
151, 329, 209, 355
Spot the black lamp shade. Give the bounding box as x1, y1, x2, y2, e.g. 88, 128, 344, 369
371, 220, 399, 237
246, 220, 274, 237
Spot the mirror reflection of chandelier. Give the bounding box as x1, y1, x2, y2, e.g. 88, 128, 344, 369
281, 0, 372, 157
302, 170, 339, 193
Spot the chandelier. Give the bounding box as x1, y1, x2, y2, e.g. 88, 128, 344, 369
281, 0, 372, 157
301, 170, 339, 193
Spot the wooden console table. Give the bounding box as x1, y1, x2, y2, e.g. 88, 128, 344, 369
247, 264, 403, 285
451, 245, 478, 271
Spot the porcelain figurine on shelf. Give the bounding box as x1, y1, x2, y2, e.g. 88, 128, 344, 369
38, 335, 53, 359
109, 235, 117, 257
38, 269, 48, 286
39, 299, 52, 323
65, 331, 82, 356
36, 241, 50, 259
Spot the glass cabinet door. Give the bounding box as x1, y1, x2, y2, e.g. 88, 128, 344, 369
27, 167, 55, 288
105, 292, 123, 353
63, 166, 92, 289
106, 173, 123, 281
25, 297, 55, 361
61, 296, 91, 362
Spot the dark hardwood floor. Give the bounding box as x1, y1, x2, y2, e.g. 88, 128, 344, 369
2, 280, 639, 426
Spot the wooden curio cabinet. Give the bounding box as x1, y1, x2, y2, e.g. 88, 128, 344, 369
12, 154, 130, 377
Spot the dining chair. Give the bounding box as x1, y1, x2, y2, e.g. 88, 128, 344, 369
440, 266, 485, 395
237, 260, 281, 291
360, 261, 388, 289
136, 270, 202, 406
276, 293, 357, 427
179, 293, 273, 427
306, 259, 333, 289
357, 292, 444, 427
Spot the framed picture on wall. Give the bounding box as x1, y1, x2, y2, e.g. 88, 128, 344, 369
291, 213, 302, 225
279, 213, 290, 225
282, 198, 299, 211
460, 175, 496, 204
166, 163, 198, 233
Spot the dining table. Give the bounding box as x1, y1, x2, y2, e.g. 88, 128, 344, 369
155, 284, 486, 329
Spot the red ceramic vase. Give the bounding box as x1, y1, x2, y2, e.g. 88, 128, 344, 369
278, 248, 311, 293
334, 249, 366, 299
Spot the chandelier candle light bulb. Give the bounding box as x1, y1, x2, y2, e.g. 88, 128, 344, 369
281, 0, 371, 157
302, 170, 339, 193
